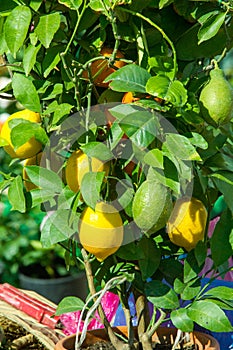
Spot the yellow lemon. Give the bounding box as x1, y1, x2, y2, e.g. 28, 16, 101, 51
167, 197, 207, 251
65, 150, 109, 193
79, 201, 123, 261
1, 109, 42, 159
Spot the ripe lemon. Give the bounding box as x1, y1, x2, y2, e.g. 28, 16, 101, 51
23, 151, 63, 191
83, 47, 126, 87
199, 65, 233, 125
0, 109, 42, 159
65, 150, 109, 193
167, 197, 207, 251
132, 180, 172, 234
79, 201, 124, 261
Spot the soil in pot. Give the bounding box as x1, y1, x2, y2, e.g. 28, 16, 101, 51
0, 316, 47, 350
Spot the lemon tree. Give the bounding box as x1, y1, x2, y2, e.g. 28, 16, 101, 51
1, 0, 233, 347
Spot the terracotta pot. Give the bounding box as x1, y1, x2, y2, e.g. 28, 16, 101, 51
54, 326, 220, 350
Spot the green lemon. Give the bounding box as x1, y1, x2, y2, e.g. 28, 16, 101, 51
132, 180, 173, 234
199, 64, 233, 126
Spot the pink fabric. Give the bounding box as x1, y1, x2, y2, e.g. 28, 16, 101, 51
60, 291, 120, 335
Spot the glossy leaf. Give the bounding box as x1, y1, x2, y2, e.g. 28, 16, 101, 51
144, 149, 164, 169
40, 209, 76, 247
55, 296, 85, 315
9, 119, 48, 148
8, 176, 26, 213
210, 210, 233, 267
42, 45, 62, 78
138, 237, 161, 280
12, 74, 41, 112
198, 12, 226, 44
146, 76, 188, 107
23, 44, 41, 76
80, 171, 105, 209
120, 111, 157, 148
187, 300, 233, 332
4, 5, 31, 57
106, 64, 151, 93
35, 12, 60, 48
146, 280, 179, 309
183, 252, 201, 284
211, 172, 233, 213
205, 286, 233, 301
52, 103, 73, 125
181, 280, 201, 301
171, 308, 194, 332
81, 142, 114, 162
25, 166, 63, 193
164, 133, 202, 161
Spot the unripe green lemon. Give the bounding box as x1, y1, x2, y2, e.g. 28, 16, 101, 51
167, 197, 207, 251
132, 180, 172, 234
199, 66, 233, 125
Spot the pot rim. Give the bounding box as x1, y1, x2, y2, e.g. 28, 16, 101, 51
54, 326, 220, 350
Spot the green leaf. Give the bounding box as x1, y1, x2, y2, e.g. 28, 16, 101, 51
116, 241, 145, 260
185, 132, 208, 150
120, 111, 157, 148
42, 45, 62, 78
4, 5, 31, 57
170, 309, 194, 332
12, 74, 41, 113
146, 280, 179, 309
210, 210, 233, 267
58, 0, 82, 10
25, 166, 63, 193
146, 76, 188, 107
116, 179, 134, 211
211, 172, 233, 214
35, 12, 60, 48
158, 0, 173, 9
148, 56, 174, 79
187, 300, 233, 332
52, 103, 73, 125
23, 44, 41, 76
8, 176, 26, 213
198, 12, 226, 44
138, 237, 161, 280
80, 172, 105, 210
40, 209, 76, 247
81, 142, 114, 162
144, 149, 164, 169
30, 0, 43, 11
183, 252, 201, 283
164, 133, 202, 161
181, 280, 201, 301
9, 119, 48, 148
204, 286, 233, 301
105, 64, 151, 93
55, 296, 85, 315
